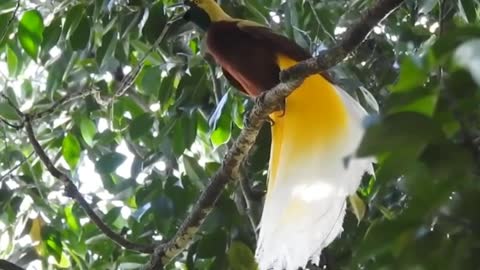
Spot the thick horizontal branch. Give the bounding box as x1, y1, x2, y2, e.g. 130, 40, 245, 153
24, 116, 155, 254
0, 259, 25, 270
147, 0, 406, 268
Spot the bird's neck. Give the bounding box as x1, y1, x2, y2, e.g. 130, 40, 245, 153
205, 2, 233, 22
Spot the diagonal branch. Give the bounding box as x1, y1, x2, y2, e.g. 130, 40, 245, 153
0, 0, 20, 43
0, 151, 34, 183
280, 0, 405, 82
24, 115, 155, 253
0, 259, 25, 270
145, 0, 406, 268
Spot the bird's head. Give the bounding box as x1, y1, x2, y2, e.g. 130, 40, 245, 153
183, 0, 231, 30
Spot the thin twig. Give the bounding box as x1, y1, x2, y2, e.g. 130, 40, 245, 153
238, 171, 261, 239
280, 0, 405, 82
32, 89, 96, 120
307, 0, 335, 42
207, 59, 221, 104
239, 171, 264, 202
0, 0, 20, 43
115, 15, 182, 98
24, 115, 155, 253
145, 0, 406, 268
0, 118, 22, 130
0, 151, 34, 183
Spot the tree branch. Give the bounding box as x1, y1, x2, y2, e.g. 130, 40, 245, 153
0, 151, 34, 183
280, 0, 405, 82
0, 117, 22, 130
0, 259, 25, 270
31, 88, 96, 120
145, 0, 405, 268
0, 0, 20, 43
114, 15, 182, 99
23, 115, 154, 253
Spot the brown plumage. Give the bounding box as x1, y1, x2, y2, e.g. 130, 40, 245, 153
206, 21, 311, 96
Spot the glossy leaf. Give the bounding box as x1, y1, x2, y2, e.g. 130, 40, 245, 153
0, 101, 21, 121
95, 152, 127, 174
227, 241, 258, 270
390, 56, 428, 92
64, 204, 81, 233
18, 10, 44, 59
6, 45, 18, 76
69, 15, 90, 51
129, 113, 154, 140
62, 133, 81, 170
80, 117, 96, 146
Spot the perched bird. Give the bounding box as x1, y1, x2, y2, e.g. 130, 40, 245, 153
183, 1, 373, 269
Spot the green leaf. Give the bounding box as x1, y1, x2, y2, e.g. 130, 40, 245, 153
210, 114, 231, 147
64, 4, 86, 39
18, 10, 44, 59
6, 45, 18, 77
386, 89, 438, 116
96, 29, 117, 68
142, 2, 166, 44
0, 101, 21, 121
172, 115, 197, 155
139, 67, 162, 96
42, 226, 63, 263
62, 133, 81, 170
41, 17, 62, 57
209, 93, 229, 129
21, 80, 34, 101
357, 112, 444, 157
80, 117, 96, 146
95, 152, 126, 174
390, 56, 428, 92
150, 196, 175, 233
64, 204, 80, 233
45, 51, 70, 93
349, 193, 366, 224
197, 230, 227, 258
420, 141, 474, 180
70, 15, 90, 50
458, 0, 477, 23
0, 12, 14, 45
227, 241, 258, 270
183, 155, 207, 188
209, 93, 232, 147
129, 113, 154, 140
158, 73, 176, 108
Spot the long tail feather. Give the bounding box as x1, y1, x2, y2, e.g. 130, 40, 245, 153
255, 55, 373, 270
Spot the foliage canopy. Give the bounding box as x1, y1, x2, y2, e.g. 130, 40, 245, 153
0, 0, 479, 269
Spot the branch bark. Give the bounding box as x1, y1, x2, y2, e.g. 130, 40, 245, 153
23, 115, 155, 253
280, 0, 405, 82
0, 259, 25, 270
145, 0, 405, 268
